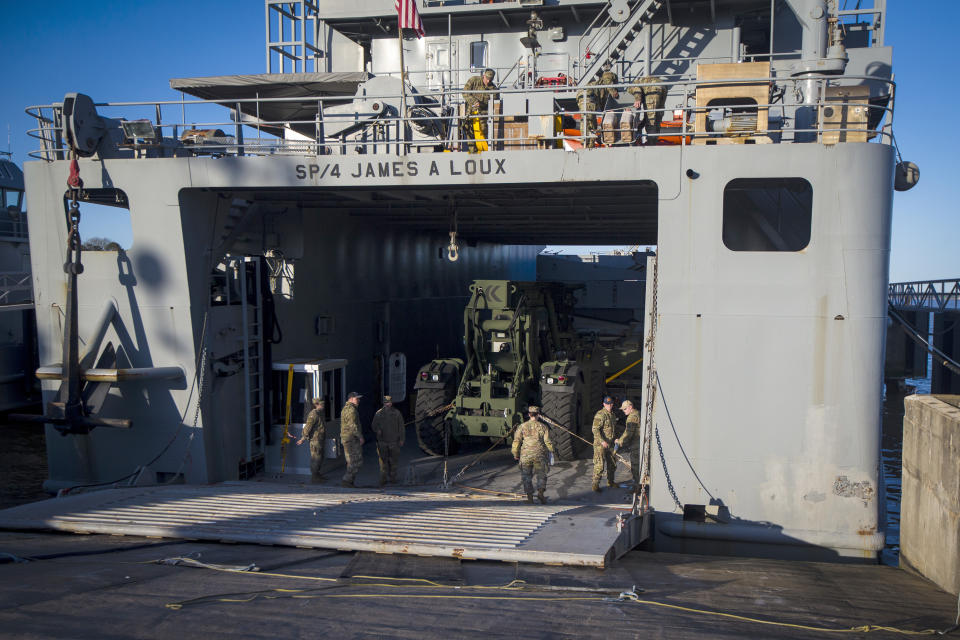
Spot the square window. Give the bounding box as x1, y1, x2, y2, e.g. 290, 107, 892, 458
722, 178, 812, 251
470, 41, 488, 70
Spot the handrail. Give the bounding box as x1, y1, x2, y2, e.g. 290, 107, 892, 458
24, 73, 896, 161
576, 1, 617, 74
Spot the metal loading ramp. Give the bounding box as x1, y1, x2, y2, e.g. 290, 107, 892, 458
0, 483, 649, 567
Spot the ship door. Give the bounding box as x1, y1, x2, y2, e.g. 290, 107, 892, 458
425, 39, 457, 91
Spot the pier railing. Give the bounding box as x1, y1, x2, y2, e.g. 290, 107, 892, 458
25, 73, 895, 161
889, 279, 960, 312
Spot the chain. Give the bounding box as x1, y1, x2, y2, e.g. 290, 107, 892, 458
539, 413, 634, 469
655, 425, 682, 510
449, 434, 508, 485
191, 345, 209, 428
66, 148, 84, 265
638, 254, 659, 509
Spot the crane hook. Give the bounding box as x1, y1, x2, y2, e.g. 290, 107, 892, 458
447, 231, 460, 262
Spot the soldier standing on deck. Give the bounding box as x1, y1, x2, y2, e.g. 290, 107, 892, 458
627, 76, 666, 145
340, 392, 364, 487
592, 395, 618, 492
296, 397, 326, 482
597, 63, 621, 145
512, 406, 555, 504
461, 69, 499, 152
616, 399, 641, 488
372, 395, 405, 486
578, 63, 620, 145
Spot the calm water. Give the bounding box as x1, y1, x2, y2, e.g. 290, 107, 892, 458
881, 369, 931, 566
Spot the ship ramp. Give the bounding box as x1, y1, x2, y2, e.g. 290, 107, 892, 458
0, 482, 649, 568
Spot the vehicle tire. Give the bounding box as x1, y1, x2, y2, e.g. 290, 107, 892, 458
415, 387, 457, 456
541, 387, 580, 461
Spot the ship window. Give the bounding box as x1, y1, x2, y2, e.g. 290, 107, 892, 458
3, 189, 22, 211
470, 41, 488, 71
722, 178, 812, 251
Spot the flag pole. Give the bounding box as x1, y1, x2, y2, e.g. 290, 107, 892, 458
398, 26, 407, 156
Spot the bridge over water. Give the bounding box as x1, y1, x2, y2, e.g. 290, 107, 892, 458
887, 279, 960, 393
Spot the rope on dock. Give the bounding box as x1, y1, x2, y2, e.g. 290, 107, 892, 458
155, 557, 943, 633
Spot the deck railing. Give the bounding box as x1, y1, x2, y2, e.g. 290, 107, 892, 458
25, 73, 895, 161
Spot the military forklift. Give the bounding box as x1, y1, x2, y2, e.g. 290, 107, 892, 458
414, 279, 608, 461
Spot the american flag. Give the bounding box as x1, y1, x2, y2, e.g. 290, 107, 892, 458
395, 0, 425, 38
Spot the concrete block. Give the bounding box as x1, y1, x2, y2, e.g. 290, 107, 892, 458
900, 394, 960, 596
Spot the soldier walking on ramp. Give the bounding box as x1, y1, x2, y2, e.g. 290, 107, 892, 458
592, 396, 618, 492
512, 406, 555, 504
296, 397, 327, 482
616, 399, 640, 488
372, 395, 405, 486
340, 392, 365, 487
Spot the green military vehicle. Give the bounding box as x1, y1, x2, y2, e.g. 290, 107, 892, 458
413, 279, 608, 460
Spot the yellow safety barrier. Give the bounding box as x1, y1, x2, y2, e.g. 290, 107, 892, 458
605, 357, 643, 384
471, 116, 488, 152
279, 364, 294, 472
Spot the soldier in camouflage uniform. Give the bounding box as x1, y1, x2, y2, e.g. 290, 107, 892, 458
592, 395, 618, 492
626, 76, 666, 145
578, 63, 620, 145
296, 397, 326, 482
372, 395, 405, 486
616, 399, 641, 487
512, 406, 555, 504
340, 392, 365, 487
461, 69, 499, 152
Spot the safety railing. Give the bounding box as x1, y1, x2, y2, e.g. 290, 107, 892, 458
889, 280, 960, 313
0, 216, 29, 241
0, 272, 33, 306
25, 73, 895, 161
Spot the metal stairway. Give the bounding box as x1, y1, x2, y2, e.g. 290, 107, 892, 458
238, 257, 266, 479
577, 0, 664, 85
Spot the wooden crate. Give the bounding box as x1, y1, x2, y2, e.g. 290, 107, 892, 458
693, 62, 770, 143
501, 121, 537, 150
819, 85, 870, 144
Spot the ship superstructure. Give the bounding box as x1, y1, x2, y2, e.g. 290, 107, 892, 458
21, 0, 902, 561
0, 155, 36, 411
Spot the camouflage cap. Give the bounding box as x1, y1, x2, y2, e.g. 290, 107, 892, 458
312, 397, 325, 405
483, 68, 495, 79
620, 399, 633, 410
383, 395, 393, 404
527, 405, 540, 414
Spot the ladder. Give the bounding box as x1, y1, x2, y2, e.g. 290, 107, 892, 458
238, 257, 265, 478
576, 0, 664, 85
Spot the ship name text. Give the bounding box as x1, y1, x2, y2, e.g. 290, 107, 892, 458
295, 158, 507, 181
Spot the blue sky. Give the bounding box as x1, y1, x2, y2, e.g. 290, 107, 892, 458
1, 0, 956, 281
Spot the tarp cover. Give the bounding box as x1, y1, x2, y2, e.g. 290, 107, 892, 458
170, 72, 370, 131
170, 72, 369, 100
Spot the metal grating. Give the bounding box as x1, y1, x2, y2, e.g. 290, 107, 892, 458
0, 484, 644, 566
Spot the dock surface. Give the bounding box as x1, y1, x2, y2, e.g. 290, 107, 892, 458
0, 529, 954, 639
